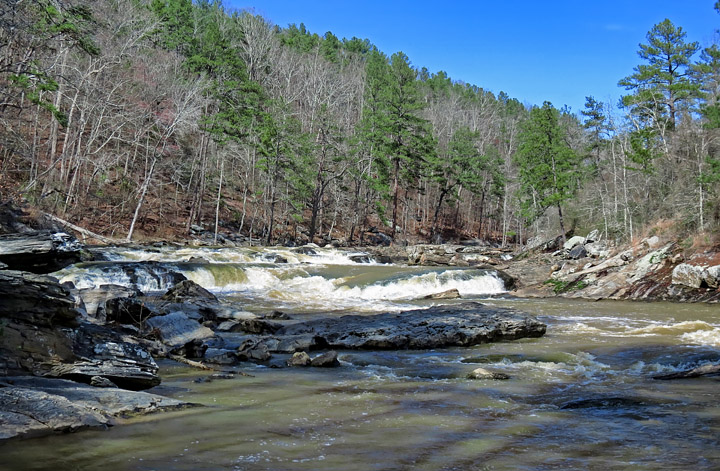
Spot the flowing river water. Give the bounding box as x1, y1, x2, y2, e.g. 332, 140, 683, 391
2, 246, 720, 470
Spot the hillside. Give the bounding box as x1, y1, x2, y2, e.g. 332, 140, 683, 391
1, 1, 719, 247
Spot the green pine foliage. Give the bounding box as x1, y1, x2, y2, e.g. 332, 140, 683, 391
618, 19, 699, 130
3, 0, 720, 243
515, 102, 582, 239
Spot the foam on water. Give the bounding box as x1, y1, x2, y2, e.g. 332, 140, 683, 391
680, 328, 720, 347
99, 245, 379, 265
56, 262, 182, 292
57, 256, 507, 312
186, 266, 506, 311
625, 320, 717, 336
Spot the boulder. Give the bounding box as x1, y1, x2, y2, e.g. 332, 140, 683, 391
585, 241, 610, 258
238, 318, 282, 335
236, 339, 271, 362
585, 229, 601, 243
293, 246, 317, 255
704, 265, 720, 289
287, 351, 311, 367
76, 284, 139, 319
203, 348, 238, 365
161, 279, 218, 303
466, 367, 509, 380
105, 296, 159, 326
671, 264, 706, 289
311, 351, 340, 367
349, 254, 373, 264
145, 312, 215, 349
567, 244, 587, 260
563, 236, 585, 251
0, 231, 83, 273
641, 236, 662, 249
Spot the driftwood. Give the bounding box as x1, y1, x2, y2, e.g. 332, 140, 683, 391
653, 363, 720, 380
43, 212, 122, 245
167, 354, 216, 371
167, 354, 254, 377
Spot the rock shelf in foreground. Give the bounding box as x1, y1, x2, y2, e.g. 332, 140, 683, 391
0, 377, 193, 441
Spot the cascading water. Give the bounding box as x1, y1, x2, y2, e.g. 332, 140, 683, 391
7, 245, 719, 470
56, 246, 508, 311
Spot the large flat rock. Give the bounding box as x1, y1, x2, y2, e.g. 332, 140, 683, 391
272, 302, 546, 350
0, 377, 192, 441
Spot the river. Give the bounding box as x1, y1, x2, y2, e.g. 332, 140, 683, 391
2, 245, 720, 470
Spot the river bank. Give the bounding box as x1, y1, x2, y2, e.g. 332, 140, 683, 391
1, 210, 719, 459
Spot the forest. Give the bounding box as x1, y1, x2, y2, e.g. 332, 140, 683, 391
1, 0, 719, 246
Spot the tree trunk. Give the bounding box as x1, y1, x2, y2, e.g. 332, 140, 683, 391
126, 155, 157, 242
557, 204, 566, 244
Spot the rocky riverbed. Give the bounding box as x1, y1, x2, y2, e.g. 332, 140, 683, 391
0, 231, 549, 442
1, 222, 719, 443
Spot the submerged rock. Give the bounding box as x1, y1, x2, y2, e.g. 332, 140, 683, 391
288, 351, 311, 367
424, 288, 461, 300
466, 367, 509, 380
311, 351, 340, 367
653, 363, 720, 380
560, 396, 653, 410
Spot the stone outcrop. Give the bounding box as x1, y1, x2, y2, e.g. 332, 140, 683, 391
0, 231, 84, 273
48, 330, 161, 391
672, 263, 720, 289
0, 270, 161, 388
270, 302, 546, 351
513, 236, 720, 303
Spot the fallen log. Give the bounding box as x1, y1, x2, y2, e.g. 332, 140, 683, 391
42, 213, 122, 245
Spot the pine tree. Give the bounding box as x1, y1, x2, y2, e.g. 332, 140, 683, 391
618, 19, 699, 130
514, 101, 581, 242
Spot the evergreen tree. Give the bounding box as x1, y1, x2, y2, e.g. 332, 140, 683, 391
149, 0, 194, 54
385, 52, 435, 235
581, 96, 610, 167
427, 127, 503, 238
353, 49, 393, 221
618, 19, 699, 129
515, 101, 581, 242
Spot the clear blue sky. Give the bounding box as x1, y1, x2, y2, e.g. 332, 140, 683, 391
226, 1, 719, 114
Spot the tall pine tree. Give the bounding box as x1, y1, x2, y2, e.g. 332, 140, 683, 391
515, 101, 581, 242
